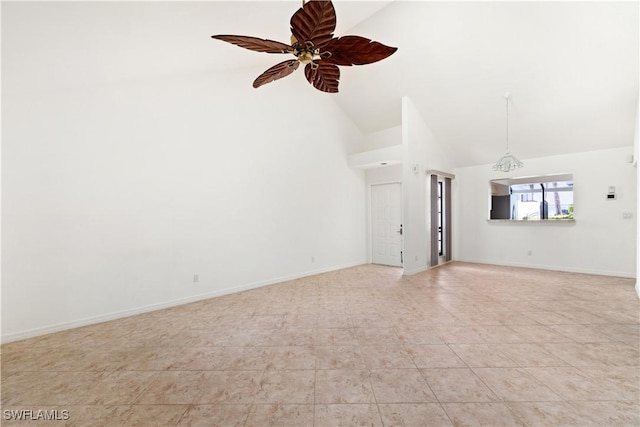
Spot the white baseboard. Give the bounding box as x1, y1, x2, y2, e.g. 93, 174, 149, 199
456, 257, 637, 279
1, 260, 366, 344
402, 265, 431, 276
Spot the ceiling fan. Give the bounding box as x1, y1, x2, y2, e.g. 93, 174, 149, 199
211, 0, 397, 93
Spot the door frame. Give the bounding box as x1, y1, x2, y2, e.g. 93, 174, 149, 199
367, 181, 403, 267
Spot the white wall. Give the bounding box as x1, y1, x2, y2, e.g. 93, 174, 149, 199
454, 147, 637, 277
635, 99, 639, 295
364, 126, 402, 151
366, 165, 403, 186
2, 68, 367, 341
401, 97, 456, 275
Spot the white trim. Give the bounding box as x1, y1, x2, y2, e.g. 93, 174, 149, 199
402, 265, 430, 276
426, 169, 455, 180
1, 260, 365, 344
367, 180, 403, 267
349, 145, 403, 169
487, 219, 576, 224
457, 258, 637, 279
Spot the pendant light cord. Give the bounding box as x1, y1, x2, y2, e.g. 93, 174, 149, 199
505, 96, 509, 152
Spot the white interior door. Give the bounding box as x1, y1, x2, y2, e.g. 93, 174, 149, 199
371, 183, 403, 267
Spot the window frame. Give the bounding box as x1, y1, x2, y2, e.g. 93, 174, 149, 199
489, 173, 574, 222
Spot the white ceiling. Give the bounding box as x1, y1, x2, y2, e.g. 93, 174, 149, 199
3, 1, 638, 167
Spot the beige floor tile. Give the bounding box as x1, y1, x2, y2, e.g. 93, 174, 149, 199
194, 370, 263, 404
223, 329, 272, 346
114, 404, 190, 426
442, 402, 525, 426
316, 346, 367, 369
245, 404, 314, 426
361, 345, 416, 369
369, 368, 437, 403
86, 371, 156, 405
1, 346, 88, 372
134, 371, 205, 405
315, 369, 376, 404
406, 344, 467, 368
167, 347, 223, 371
185, 329, 232, 347
592, 323, 639, 345
576, 366, 640, 400
246, 314, 284, 329
351, 313, 393, 328
560, 310, 610, 324
474, 325, 525, 343
433, 326, 486, 344
568, 400, 640, 426
472, 367, 562, 402
378, 403, 453, 426
494, 343, 569, 367
282, 314, 318, 328
526, 366, 635, 401
449, 343, 517, 367
314, 403, 382, 426
214, 347, 274, 370
254, 370, 315, 404
421, 368, 499, 403
316, 314, 354, 329
395, 325, 446, 345
177, 404, 251, 427
519, 311, 574, 325
112, 346, 186, 371
266, 328, 317, 347
266, 345, 316, 370
355, 328, 401, 346
505, 401, 589, 426
508, 324, 572, 343
4, 371, 107, 406
542, 342, 640, 366
547, 323, 617, 343
2, 263, 637, 427
1, 371, 45, 406
317, 328, 359, 346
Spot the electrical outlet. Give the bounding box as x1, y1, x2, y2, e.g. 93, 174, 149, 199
193, 274, 199, 283
622, 212, 633, 220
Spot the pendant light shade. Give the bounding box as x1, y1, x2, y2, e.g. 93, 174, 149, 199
493, 92, 523, 172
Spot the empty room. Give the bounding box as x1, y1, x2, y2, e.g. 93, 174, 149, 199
1, 1, 639, 426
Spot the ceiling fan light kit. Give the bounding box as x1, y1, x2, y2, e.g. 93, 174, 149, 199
211, 0, 397, 93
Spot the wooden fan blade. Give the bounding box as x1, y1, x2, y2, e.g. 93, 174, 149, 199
211, 35, 293, 54
290, 0, 336, 49
304, 62, 339, 93
323, 36, 397, 66
253, 60, 300, 88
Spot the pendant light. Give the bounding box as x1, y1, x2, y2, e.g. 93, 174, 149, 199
493, 92, 524, 172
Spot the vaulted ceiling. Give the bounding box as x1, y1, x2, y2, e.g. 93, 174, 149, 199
3, 1, 638, 167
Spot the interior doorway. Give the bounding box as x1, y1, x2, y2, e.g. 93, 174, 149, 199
429, 173, 453, 267
371, 183, 403, 267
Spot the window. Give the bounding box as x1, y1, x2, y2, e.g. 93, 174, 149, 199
437, 181, 443, 255
489, 174, 574, 221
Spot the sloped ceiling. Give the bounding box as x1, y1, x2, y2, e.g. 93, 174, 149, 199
3, 1, 638, 167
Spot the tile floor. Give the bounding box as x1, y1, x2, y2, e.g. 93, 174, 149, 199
1, 262, 639, 426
